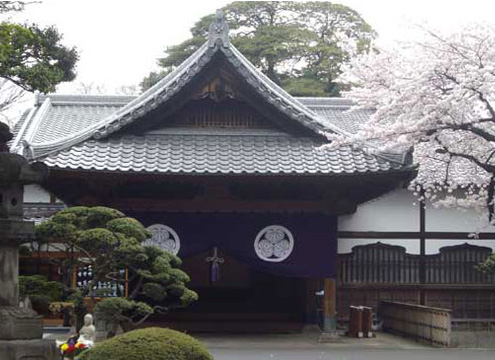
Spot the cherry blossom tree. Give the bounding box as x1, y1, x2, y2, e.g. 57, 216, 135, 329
339, 23, 495, 219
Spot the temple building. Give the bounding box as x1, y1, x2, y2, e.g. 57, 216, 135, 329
12, 13, 495, 331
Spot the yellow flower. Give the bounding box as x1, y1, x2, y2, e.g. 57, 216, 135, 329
61, 343, 69, 351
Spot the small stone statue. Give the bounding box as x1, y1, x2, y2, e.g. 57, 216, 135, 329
78, 313, 96, 346
19, 296, 33, 310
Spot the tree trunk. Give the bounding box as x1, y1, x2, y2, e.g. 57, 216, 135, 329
119, 319, 136, 333
106, 321, 119, 338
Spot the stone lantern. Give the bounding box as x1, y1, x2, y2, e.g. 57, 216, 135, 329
0, 122, 56, 359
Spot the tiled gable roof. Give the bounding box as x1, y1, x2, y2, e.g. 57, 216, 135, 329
10, 95, 133, 158
296, 97, 372, 134
10, 12, 412, 177
42, 132, 398, 175
11, 20, 348, 160
11, 95, 408, 176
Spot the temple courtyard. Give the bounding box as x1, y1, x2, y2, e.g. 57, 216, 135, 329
43, 330, 495, 359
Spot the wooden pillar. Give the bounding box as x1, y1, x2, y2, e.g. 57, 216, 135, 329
124, 268, 129, 298
419, 198, 426, 305
323, 278, 337, 332
304, 279, 319, 324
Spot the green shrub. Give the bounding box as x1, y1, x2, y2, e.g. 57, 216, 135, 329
18, 275, 64, 314
82, 327, 213, 360
95, 297, 154, 333
19, 275, 64, 301
28, 295, 52, 314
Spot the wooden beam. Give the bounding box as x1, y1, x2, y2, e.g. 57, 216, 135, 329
339, 283, 495, 290
20, 251, 75, 259
419, 198, 426, 305
338, 231, 495, 240
103, 198, 356, 214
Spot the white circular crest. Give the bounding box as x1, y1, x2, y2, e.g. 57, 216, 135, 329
254, 225, 294, 262
144, 224, 180, 255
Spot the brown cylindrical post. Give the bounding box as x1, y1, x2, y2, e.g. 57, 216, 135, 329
347, 306, 363, 337
362, 306, 373, 338
71, 267, 77, 289
323, 278, 337, 332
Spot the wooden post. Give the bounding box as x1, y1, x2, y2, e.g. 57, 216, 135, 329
323, 278, 337, 332
419, 198, 426, 305
71, 267, 77, 289
124, 268, 129, 298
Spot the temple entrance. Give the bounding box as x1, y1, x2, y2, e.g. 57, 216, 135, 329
160, 249, 307, 333
137, 211, 335, 333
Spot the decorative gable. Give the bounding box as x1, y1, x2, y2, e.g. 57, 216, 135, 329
9, 11, 413, 177
162, 98, 277, 130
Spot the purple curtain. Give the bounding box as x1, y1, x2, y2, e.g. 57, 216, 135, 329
133, 212, 337, 279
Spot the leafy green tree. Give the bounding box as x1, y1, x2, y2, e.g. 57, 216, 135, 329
94, 298, 154, 334
477, 255, 495, 275
19, 274, 64, 301
0, 22, 78, 93
36, 206, 198, 333
141, 1, 375, 97
18, 274, 64, 314
0, 0, 78, 107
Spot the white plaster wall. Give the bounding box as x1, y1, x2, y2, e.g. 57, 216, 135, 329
425, 239, 495, 253
23, 184, 51, 203
424, 204, 495, 253
23, 184, 62, 203
338, 188, 419, 232
338, 188, 495, 254
338, 238, 420, 254
425, 203, 495, 233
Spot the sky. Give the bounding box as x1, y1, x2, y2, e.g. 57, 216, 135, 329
7, 0, 495, 93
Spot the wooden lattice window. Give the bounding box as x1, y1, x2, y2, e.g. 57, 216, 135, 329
167, 98, 275, 129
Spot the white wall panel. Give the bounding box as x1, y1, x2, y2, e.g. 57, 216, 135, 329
23, 184, 51, 203
338, 189, 419, 232
425, 203, 495, 233
338, 188, 495, 254
338, 238, 420, 254
425, 239, 495, 253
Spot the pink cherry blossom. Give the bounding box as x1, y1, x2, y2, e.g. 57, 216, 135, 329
340, 23, 495, 220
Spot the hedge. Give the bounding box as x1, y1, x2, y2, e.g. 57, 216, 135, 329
82, 327, 213, 360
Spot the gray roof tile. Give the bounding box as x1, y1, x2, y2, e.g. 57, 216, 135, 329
12, 37, 351, 160
43, 133, 396, 175
295, 97, 372, 134
33, 104, 122, 144
9, 29, 411, 176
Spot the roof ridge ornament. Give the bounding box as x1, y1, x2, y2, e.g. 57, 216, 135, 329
208, 10, 230, 48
